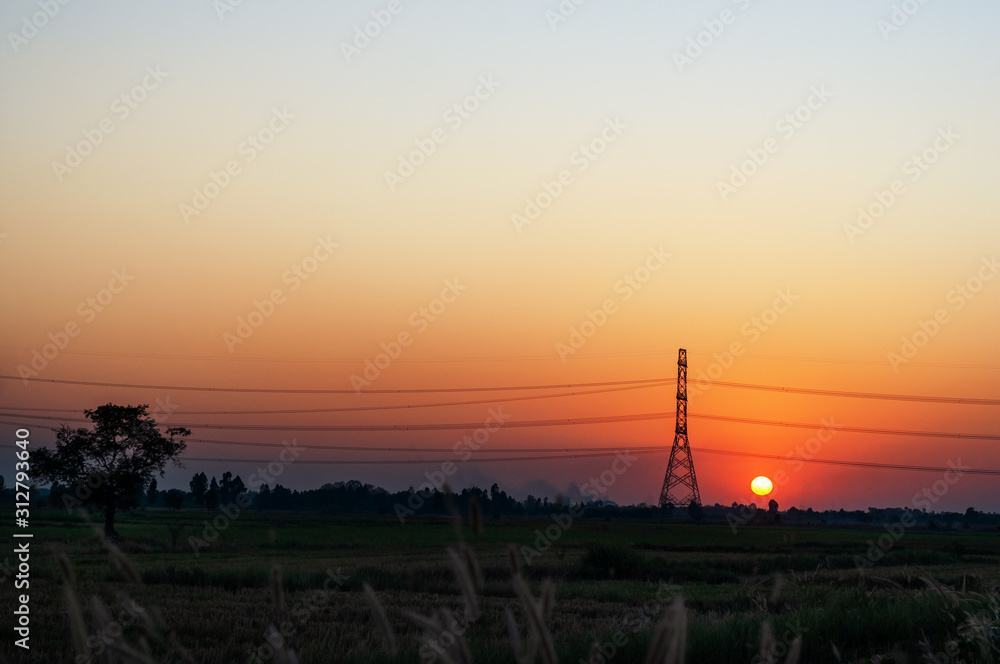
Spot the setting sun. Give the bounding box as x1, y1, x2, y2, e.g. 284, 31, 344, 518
751, 476, 773, 496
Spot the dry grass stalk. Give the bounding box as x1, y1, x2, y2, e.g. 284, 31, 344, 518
404, 609, 468, 664
96, 529, 142, 584
867, 575, 904, 590
757, 620, 776, 664
363, 582, 398, 654
783, 636, 802, 664
588, 640, 603, 664
512, 573, 557, 664
539, 580, 556, 622
268, 624, 300, 664
767, 574, 783, 612
505, 605, 526, 659
448, 546, 481, 621
642, 596, 687, 664
507, 543, 523, 577
916, 567, 960, 607
64, 585, 90, 662
439, 608, 474, 664
269, 564, 286, 612
56, 552, 91, 663
460, 542, 485, 594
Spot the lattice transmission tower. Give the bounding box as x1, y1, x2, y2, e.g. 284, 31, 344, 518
658, 348, 702, 507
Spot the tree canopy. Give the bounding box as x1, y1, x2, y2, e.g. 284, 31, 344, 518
33, 403, 189, 536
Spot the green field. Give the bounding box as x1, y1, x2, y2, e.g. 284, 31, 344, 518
2, 509, 999, 663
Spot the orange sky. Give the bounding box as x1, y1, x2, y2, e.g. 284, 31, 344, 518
1, 1, 999, 510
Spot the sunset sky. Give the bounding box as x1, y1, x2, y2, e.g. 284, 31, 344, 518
2, 1, 998, 511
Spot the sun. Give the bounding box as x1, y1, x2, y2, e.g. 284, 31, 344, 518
751, 476, 773, 496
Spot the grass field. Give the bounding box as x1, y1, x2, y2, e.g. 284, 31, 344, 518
2, 508, 999, 663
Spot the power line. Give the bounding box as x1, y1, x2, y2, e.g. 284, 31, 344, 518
3, 433, 997, 475
0, 345, 667, 364
189, 439, 671, 453
5, 430, 999, 476
122, 449, 1000, 476
0, 375, 668, 394
710, 381, 1000, 406
688, 413, 1000, 440
0, 382, 674, 415
4, 411, 998, 440
5, 374, 997, 408
0, 412, 675, 431
3, 344, 998, 369
691, 448, 1000, 476
687, 351, 1000, 371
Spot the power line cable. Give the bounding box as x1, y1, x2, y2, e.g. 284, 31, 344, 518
0, 382, 674, 415
3, 412, 997, 440
0, 375, 668, 394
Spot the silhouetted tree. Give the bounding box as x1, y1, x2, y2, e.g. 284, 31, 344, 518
688, 499, 704, 523
220, 471, 233, 503
206, 477, 219, 510
257, 484, 271, 510
146, 478, 158, 506
768, 499, 779, 513
964, 507, 978, 527
163, 489, 185, 510
230, 475, 246, 502
189, 472, 208, 506
32, 403, 189, 536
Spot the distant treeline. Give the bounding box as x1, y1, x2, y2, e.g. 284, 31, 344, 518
4, 472, 997, 528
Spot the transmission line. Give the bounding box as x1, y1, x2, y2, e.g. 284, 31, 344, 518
0, 375, 668, 394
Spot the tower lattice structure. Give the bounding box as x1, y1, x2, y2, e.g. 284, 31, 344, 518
658, 348, 702, 507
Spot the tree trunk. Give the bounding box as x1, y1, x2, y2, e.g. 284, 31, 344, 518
104, 497, 117, 538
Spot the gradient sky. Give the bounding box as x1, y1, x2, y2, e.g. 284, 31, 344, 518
2, 1, 999, 511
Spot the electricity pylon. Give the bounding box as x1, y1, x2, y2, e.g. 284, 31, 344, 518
658, 348, 702, 507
